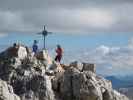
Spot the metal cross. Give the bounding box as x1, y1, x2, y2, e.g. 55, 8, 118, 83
37, 25, 52, 50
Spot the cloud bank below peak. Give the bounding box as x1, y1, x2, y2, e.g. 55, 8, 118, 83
63, 38, 133, 76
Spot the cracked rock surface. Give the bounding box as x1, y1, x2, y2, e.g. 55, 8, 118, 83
0, 45, 129, 100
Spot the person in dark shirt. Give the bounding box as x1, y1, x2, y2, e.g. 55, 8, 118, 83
32, 40, 38, 53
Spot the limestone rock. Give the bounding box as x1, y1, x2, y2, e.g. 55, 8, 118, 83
54, 66, 129, 100
17, 46, 27, 59
23, 75, 55, 100
59, 68, 102, 100
69, 61, 83, 71
0, 46, 55, 100
0, 79, 20, 100
46, 62, 64, 77
0, 45, 129, 100
49, 62, 64, 72
2, 45, 28, 59
82, 63, 96, 73
112, 90, 129, 100
60, 64, 70, 70
36, 50, 52, 65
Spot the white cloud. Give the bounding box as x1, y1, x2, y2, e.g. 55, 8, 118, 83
63, 42, 133, 76
96, 45, 110, 55
128, 37, 133, 48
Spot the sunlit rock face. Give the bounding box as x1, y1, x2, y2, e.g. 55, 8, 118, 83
0, 45, 28, 59
0, 45, 55, 100
36, 50, 52, 65
0, 79, 20, 100
0, 45, 129, 100
52, 62, 129, 100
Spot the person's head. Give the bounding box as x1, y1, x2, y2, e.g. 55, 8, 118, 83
57, 44, 61, 48
34, 40, 38, 44
13, 43, 17, 47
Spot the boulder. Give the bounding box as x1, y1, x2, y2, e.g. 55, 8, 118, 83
17, 46, 27, 59
0, 79, 20, 100
82, 63, 96, 73
25, 75, 55, 100
49, 62, 64, 71
60, 67, 80, 100
60, 64, 70, 70
5, 45, 27, 59
36, 50, 52, 65
59, 68, 102, 100
46, 62, 64, 76
69, 61, 96, 73
69, 61, 83, 71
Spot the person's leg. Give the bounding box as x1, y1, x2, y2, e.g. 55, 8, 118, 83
58, 55, 62, 63
55, 55, 58, 62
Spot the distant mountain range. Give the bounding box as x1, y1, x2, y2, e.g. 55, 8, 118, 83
105, 75, 133, 89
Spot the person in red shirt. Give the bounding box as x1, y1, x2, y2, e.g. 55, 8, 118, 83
55, 45, 63, 63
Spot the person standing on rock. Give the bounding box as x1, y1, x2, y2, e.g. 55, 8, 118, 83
55, 45, 63, 63
32, 40, 38, 54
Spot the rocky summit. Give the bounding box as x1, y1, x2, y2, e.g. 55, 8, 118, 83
0, 45, 129, 100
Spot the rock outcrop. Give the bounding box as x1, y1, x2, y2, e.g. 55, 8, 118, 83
0, 79, 20, 100
0, 45, 129, 100
52, 64, 129, 100
0, 45, 55, 100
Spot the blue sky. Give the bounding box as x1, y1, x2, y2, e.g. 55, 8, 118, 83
0, 32, 131, 51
